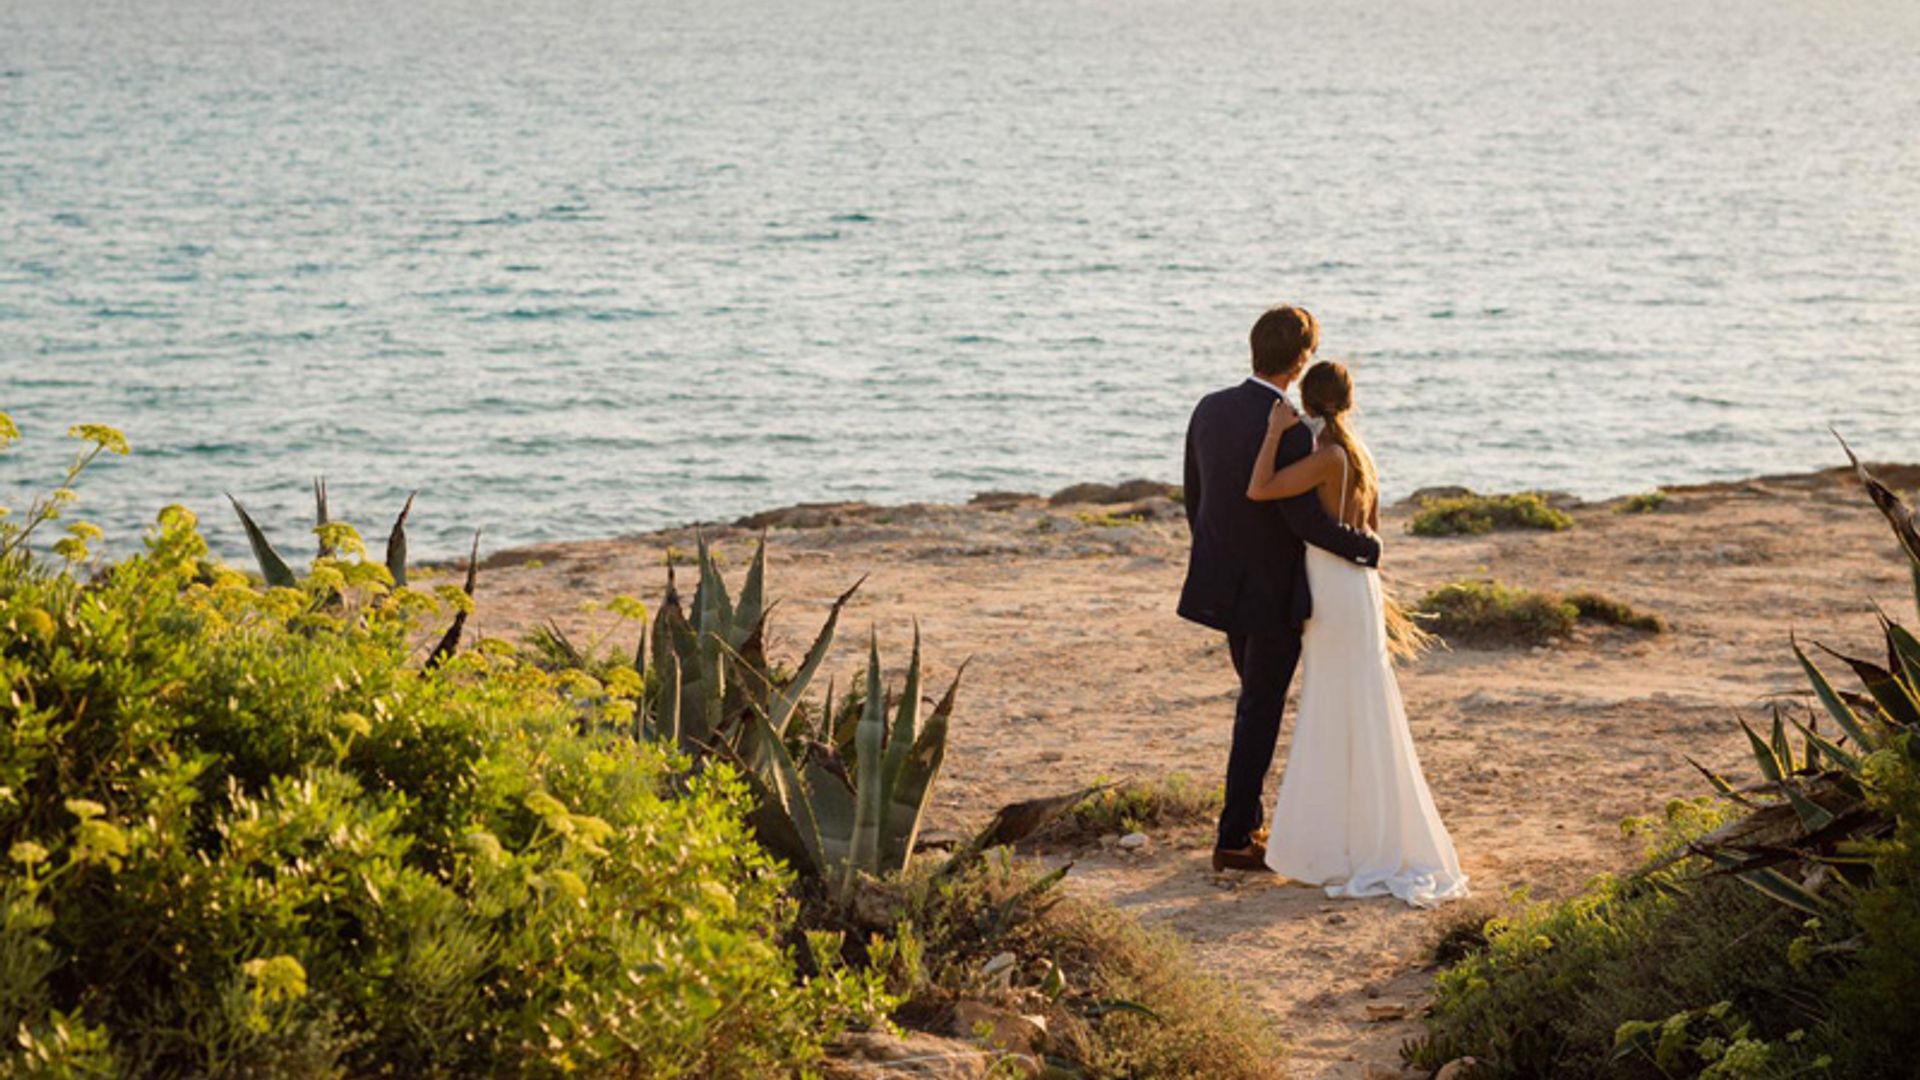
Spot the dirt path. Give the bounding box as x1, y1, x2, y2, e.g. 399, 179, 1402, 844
456, 465, 1918, 1078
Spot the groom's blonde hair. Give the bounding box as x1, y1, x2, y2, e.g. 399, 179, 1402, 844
1249, 305, 1319, 378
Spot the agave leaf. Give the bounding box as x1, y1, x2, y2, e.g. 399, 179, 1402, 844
1886, 619, 1920, 693
1782, 782, 1836, 832
649, 561, 683, 678
770, 575, 865, 737
1738, 716, 1784, 783
734, 537, 767, 649
1790, 715, 1863, 776
734, 764, 818, 877
1768, 705, 1795, 774
1815, 641, 1920, 729
940, 782, 1118, 881
313, 478, 332, 558
1793, 635, 1879, 752
425, 531, 480, 669
1737, 866, 1834, 916
749, 711, 825, 877
385, 491, 416, 589
879, 623, 924, 802
1686, 756, 1749, 804
1086, 1000, 1165, 1023
844, 634, 888, 894
880, 659, 965, 872
803, 755, 855, 873
227, 495, 298, 589
692, 534, 733, 639
652, 627, 681, 744
693, 629, 724, 751
1835, 430, 1920, 617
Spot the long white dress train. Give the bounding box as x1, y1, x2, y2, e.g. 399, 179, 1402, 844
1265, 473, 1469, 908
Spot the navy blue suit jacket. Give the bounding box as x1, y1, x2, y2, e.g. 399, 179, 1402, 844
1177, 379, 1382, 636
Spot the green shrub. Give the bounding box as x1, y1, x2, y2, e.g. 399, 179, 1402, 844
1042, 775, 1222, 843
1415, 581, 1579, 646
1408, 492, 1573, 536
1617, 490, 1669, 514
1407, 799, 1845, 1078
1567, 590, 1666, 633
0, 507, 887, 1076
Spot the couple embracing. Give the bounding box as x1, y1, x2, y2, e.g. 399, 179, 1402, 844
1179, 305, 1468, 908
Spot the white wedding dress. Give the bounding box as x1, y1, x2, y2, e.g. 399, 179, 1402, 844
1265, 455, 1469, 908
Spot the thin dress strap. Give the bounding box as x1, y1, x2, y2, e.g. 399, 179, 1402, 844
1337, 450, 1350, 526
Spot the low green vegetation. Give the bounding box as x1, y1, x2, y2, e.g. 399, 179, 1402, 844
0, 416, 1280, 1077
1410, 443, 1920, 1078
874, 857, 1286, 1080
1415, 580, 1579, 646
1415, 581, 1664, 647
1409, 491, 1574, 536
1566, 590, 1667, 633
1042, 774, 1223, 843
1074, 510, 1147, 529
1618, 490, 1670, 514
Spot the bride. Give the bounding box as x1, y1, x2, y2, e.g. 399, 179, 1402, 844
1245, 361, 1469, 908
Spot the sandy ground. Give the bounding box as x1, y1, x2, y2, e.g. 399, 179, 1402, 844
450, 465, 1918, 1079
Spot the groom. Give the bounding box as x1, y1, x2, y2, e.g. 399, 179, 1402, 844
1178, 305, 1382, 872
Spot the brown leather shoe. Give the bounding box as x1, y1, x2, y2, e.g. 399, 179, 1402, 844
1211, 843, 1273, 873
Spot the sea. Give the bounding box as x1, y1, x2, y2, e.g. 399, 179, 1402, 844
3, 0, 1917, 558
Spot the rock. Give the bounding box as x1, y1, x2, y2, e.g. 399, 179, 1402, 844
1047, 479, 1180, 507
819, 1030, 992, 1079
733, 501, 874, 529
980, 951, 1018, 988
849, 876, 905, 932
969, 490, 1038, 509
1326, 912, 1348, 925
1364, 1002, 1407, 1021
1117, 831, 1149, 851
1434, 1057, 1482, 1080
949, 1001, 1047, 1057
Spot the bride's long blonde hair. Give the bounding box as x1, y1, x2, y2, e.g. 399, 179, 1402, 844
1299, 360, 1436, 661
1298, 361, 1376, 520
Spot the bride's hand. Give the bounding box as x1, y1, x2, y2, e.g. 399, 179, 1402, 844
1266, 398, 1300, 437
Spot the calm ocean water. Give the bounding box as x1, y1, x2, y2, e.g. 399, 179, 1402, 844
3, 0, 1917, 558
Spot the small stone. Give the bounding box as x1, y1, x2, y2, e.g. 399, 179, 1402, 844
980, 952, 1017, 988
1365, 1002, 1408, 1022
1117, 832, 1149, 851
1097, 833, 1120, 849
1435, 1058, 1481, 1080
950, 1000, 1046, 1057
1326, 913, 1348, 925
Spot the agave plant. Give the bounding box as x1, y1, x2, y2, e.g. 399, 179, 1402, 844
644, 536, 860, 764
641, 536, 969, 903
1677, 437, 1920, 913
